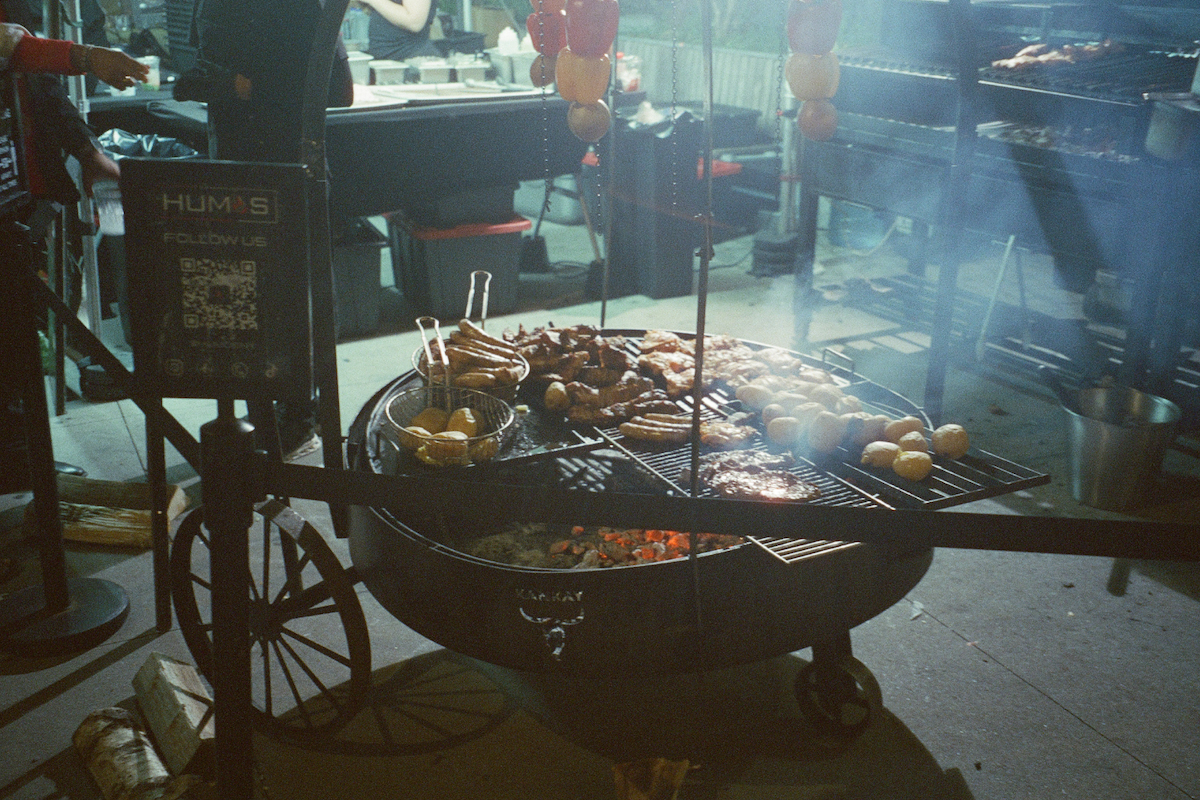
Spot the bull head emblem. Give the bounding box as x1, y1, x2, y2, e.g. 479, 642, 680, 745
519, 605, 585, 661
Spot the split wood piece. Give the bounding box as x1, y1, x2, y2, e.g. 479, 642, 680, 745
613, 757, 690, 800
55, 474, 189, 516
22, 475, 189, 549
132, 653, 215, 778
73, 706, 205, 800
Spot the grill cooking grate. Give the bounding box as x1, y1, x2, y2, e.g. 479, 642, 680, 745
547, 441, 888, 565
979, 49, 1198, 102
371, 331, 1049, 522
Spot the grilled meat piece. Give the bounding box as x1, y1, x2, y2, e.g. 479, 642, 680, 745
662, 368, 694, 398
566, 390, 678, 425
698, 420, 758, 450
596, 337, 635, 371
638, 349, 694, 375
679, 449, 820, 502
691, 450, 796, 482
707, 469, 823, 502
639, 330, 694, 354
566, 373, 655, 407
575, 365, 626, 387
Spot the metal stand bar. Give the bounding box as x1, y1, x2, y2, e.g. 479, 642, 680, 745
923, 0, 979, 426
303, 0, 352, 536
146, 399, 172, 632
0, 218, 129, 657
793, 137, 818, 347
201, 405, 257, 800
974, 234, 1024, 361
24, 267, 201, 467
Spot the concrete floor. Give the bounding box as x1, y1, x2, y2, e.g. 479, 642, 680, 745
2, 215, 1199, 800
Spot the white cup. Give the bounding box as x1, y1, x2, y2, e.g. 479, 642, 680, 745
136, 55, 160, 89
93, 180, 124, 236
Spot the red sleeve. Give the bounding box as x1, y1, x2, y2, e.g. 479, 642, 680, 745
10, 35, 81, 75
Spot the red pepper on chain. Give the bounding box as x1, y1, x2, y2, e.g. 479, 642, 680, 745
557, 0, 619, 142
784, 0, 843, 141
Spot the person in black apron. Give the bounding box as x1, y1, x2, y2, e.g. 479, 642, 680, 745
359, 0, 439, 61
192, 0, 352, 458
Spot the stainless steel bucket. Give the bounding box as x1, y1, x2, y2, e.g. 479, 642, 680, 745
1066, 386, 1181, 512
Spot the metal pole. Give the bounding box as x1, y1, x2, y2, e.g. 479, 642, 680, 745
0, 222, 129, 657
61, 0, 104, 338
147, 401, 172, 632
685, 0, 719, 629
202, 403, 256, 800
923, 0, 978, 426
302, 0, 352, 536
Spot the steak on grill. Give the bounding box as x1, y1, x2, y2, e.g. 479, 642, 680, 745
681, 451, 823, 503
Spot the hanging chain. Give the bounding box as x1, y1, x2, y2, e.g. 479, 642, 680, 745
536, 4, 554, 215
774, 0, 789, 145
668, 0, 681, 210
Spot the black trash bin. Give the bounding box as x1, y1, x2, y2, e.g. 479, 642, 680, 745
332, 218, 387, 341
604, 110, 705, 300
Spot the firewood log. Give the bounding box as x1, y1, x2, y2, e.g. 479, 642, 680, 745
72, 707, 200, 800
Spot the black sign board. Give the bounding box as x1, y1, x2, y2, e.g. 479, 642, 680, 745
0, 105, 28, 219
121, 158, 311, 400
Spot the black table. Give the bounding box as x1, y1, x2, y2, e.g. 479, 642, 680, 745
323, 89, 587, 220
100, 91, 589, 220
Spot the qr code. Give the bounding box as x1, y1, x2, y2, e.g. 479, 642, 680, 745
179, 258, 259, 330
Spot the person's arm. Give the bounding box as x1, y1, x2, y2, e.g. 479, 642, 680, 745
358, 0, 431, 34
66, 43, 149, 89
6, 27, 148, 89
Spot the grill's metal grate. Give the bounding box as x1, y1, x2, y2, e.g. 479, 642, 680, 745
372, 331, 1050, 519
749, 537, 864, 564
978, 49, 1198, 102
547, 440, 889, 565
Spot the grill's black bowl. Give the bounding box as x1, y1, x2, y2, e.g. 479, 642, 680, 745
347, 352, 934, 677
349, 501, 932, 676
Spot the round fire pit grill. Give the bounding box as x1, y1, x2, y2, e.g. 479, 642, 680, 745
171, 332, 1049, 741
345, 335, 943, 736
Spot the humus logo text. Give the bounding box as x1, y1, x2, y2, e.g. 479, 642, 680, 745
159, 188, 277, 223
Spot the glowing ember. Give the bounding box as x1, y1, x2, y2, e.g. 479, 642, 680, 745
465, 523, 743, 569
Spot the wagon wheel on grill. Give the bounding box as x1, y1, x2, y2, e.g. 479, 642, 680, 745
794, 654, 883, 736
171, 500, 372, 741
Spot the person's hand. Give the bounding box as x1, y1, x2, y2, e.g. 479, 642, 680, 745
79, 147, 120, 198
76, 45, 149, 89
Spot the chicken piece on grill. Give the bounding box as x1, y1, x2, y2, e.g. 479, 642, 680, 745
559, 325, 602, 352
662, 368, 694, 398
566, 390, 679, 425
689, 450, 796, 482
566, 373, 655, 408
698, 420, 758, 450
575, 365, 626, 387
639, 330, 695, 355
752, 347, 802, 373
637, 350, 696, 397
638, 349, 694, 376
526, 350, 589, 384
705, 333, 742, 352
